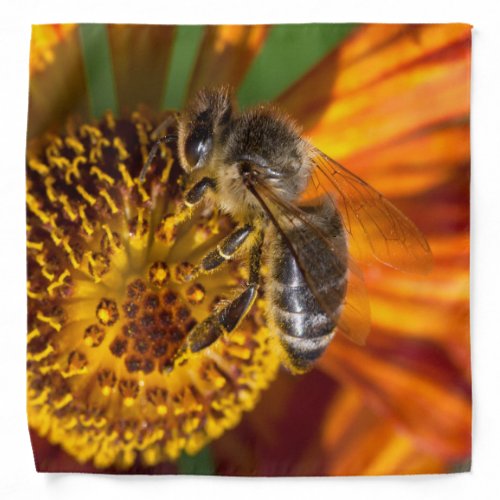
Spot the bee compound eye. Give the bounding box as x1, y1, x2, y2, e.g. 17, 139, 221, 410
184, 127, 212, 169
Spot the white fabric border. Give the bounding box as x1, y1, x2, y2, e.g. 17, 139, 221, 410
0, 1, 498, 499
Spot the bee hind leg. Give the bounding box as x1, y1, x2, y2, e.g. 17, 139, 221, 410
188, 284, 258, 353
181, 223, 255, 282
168, 232, 264, 369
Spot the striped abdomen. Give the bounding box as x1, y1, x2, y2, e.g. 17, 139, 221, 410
266, 204, 348, 373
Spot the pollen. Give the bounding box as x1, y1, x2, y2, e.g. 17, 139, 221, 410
149, 262, 170, 287
96, 298, 119, 326
186, 283, 206, 305
26, 112, 279, 470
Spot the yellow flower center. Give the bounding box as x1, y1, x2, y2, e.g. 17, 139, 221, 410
26, 111, 279, 469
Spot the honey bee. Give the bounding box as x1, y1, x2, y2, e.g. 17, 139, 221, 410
141, 86, 432, 373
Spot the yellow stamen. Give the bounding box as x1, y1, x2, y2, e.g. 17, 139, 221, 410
28, 158, 50, 175
27, 327, 41, 342
49, 155, 71, 171
134, 178, 150, 202
76, 185, 97, 206
65, 156, 85, 184
47, 270, 70, 296
113, 137, 130, 161
36, 311, 61, 331
161, 156, 174, 183
44, 176, 57, 203
78, 205, 94, 235
62, 237, 81, 269
27, 240, 44, 251
65, 136, 85, 155
118, 162, 134, 188
90, 166, 115, 186
99, 189, 119, 213
58, 194, 78, 221
27, 344, 54, 361
26, 193, 50, 224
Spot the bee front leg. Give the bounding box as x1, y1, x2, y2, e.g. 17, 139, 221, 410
156, 177, 217, 242
150, 112, 180, 139
169, 231, 264, 370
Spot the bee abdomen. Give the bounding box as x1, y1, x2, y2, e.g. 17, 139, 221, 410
266, 204, 347, 373
270, 284, 337, 373
279, 331, 335, 372
272, 283, 334, 334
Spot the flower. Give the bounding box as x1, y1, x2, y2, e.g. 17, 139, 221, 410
27, 23, 471, 474
27, 111, 278, 469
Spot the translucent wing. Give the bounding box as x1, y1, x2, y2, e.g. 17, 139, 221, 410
307, 147, 433, 273
247, 177, 371, 345
337, 260, 370, 345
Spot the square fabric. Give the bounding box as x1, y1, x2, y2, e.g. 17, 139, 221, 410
26, 23, 471, 475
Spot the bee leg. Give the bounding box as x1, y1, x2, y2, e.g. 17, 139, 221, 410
169, 233, 264, 369
150, 112, 180, 139
140, 136, 175, 182
157, 177, 217, 241
140, 114, 181, 181
182, 224, 254, 282
186, 285, 259, 353
184, 177, 216, 207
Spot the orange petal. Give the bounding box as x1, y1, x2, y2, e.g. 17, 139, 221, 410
341, 121, 470, 198
321, 387, 451, 475
188, 25, 269, 98
30, 24, 77, 75
28, 25, 89, 138
309, 38, 470, 160
280, 24, 471, 200
279, 24, 471, 132
364, 261, 470, 375
107, 25, 175, 114
320, 337, 471, 461
331, 24, 470, 104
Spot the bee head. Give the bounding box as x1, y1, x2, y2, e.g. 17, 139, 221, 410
178, 86, 234, 172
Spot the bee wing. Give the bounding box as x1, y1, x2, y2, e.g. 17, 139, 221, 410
337, 259, 370, 345
248, 177, 371, 345
307, 147, 433, 273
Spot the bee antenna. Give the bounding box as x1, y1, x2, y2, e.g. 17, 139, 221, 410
139, 134, 177, 183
